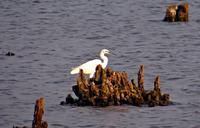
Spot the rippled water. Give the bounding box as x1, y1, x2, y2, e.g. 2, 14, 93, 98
0, 0, 200, 127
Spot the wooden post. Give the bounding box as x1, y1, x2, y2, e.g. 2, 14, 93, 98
79, 69, 85, 82
138, 64, 144, 91
154, 75, 160, 93
177, 2, 189, 21
32, 97, 48, 128
163, 4, 178, 22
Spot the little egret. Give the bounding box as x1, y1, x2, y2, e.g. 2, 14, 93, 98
70, 49, 110, 78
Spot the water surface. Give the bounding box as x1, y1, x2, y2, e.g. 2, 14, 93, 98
0, 0, 200, 127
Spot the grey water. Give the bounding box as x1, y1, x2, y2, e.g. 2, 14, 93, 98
0, 0, 200, 127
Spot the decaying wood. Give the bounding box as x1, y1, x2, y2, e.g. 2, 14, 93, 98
32, 97, 48, 128
163, 2, 189, 22
13, 97, 48, 128
138, 64, 144, 92
62, 64, 171, 107
154, 75, 160, 93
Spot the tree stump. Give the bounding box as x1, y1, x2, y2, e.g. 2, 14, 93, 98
32, 97, 48, 128
163, 2, 189, 22
61, 64, 171, 107
138, 65, 144, 92
13, 98, 48, 128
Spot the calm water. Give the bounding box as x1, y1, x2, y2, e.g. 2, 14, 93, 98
0, 0, 200, 128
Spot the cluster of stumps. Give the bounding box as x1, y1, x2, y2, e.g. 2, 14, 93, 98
163, 2, 189, 22
61, 64, 171, 107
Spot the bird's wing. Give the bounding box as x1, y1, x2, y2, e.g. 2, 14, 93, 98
70, 67, 80, 74
70, 59, 102, 74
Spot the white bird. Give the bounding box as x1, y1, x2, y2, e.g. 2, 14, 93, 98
70, 49, 110, 78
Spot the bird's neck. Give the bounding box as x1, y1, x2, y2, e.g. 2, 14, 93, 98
100, 54, 108, 69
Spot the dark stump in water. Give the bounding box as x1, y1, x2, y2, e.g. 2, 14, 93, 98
61, 64, 171, 107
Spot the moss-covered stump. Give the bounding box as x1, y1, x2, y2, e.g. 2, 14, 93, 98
163, 2, 189, 22
147, 76, 170, 107
13, 97, 48, 128
62, 65, 171, 107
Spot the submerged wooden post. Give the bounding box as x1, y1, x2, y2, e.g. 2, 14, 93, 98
163, 4, 178, 22
154, 75, 160, 93
95, 65, 103, 84
177, 2, 189, 21
163, 2, 189, 22
147, 75, 162, 107
32, 97, 48, 128
79, 69, 85, 82
77, 69, 90, 101
138, 64, 144, 91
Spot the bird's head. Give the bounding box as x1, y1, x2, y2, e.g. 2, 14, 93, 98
101, 49, 110, 55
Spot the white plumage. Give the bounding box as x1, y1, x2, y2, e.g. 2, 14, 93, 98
70, 49, 110, 78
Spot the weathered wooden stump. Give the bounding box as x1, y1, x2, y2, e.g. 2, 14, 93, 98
147, 76, 170, 107
13, 97, 48, 128
138, 64, 144, 91
163, 4, 178, 22
32, 97, 48, 128
177, 3, 189, 22
163, 2, 189, 22
62, 64, 171, 107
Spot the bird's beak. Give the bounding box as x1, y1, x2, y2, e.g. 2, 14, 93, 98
106, 50, 110, 55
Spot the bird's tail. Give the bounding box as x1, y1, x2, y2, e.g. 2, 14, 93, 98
70, 67, 80, 74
